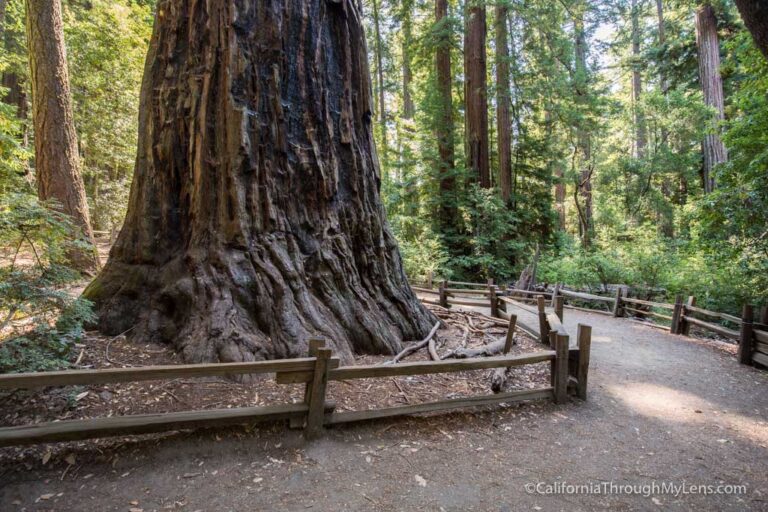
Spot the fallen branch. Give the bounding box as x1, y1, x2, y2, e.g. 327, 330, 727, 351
443, 337, 507, 359
387, 321, 441, 364
428, 336, 441, 361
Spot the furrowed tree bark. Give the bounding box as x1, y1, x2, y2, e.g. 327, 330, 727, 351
495, 2, 512, 204
435, 0, 456, 231
695, 3, 727, 194
84, 0, 435, 364
733, 0, 768, 60
464, 1, 490, 188
25, 0, 99, 273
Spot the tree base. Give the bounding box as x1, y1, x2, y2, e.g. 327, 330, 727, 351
85, 241, 434, 363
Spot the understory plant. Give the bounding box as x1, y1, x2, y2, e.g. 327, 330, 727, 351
0, 194, 95, 373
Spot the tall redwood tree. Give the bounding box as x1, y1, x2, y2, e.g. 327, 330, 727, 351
435, 0, 456, 231
85, 0, 434, 363
695, 2, 727, 193
464, 1, 490, 188
26, 0, 99, 272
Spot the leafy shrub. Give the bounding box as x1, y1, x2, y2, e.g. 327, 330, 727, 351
0, 194, 95, 373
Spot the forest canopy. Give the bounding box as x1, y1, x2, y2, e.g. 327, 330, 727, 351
0, 0, 766, 369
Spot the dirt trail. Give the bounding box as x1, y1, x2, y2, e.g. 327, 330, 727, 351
1, 308, 767, 511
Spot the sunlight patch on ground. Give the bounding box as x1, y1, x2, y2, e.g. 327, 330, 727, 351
606, 382, 768, 448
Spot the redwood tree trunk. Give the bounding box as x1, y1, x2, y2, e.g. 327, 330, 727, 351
85, 0, 434, 364
574, 7, 592, 248
464, 2, 490, 188
26, 0, 99, 272
371, 0, 388, 164
435, 0, 456, 230
631, 0, 646, 159
734, 0, 768, 60
695, 3, 727, 193
401, 0, 415, 120
495, 3, 512, 204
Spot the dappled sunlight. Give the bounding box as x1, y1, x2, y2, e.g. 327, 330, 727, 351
606, 382, 768, 447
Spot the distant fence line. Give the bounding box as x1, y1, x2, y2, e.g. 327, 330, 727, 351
410, 273, 767, 370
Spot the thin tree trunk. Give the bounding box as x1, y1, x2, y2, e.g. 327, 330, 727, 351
401, 0, 414, 120
464, 2, 490, 188
25, 0, 99, 273
656, 0, 668, 93
656, 0, 674, 237
85, 0, 434, 363
733, 0, 768, 60
495, 3, 512, 204
372, 0, 388, 163
435, 0, 455, 230
574, 7, 592, 248
631, 0, 646, 159
695, 3, 727, 194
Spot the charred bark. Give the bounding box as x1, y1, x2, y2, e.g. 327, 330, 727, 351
695, 3, 727, 193
464, 2, 490, 188
85, 0, 435, 363
25, 0, 99, 273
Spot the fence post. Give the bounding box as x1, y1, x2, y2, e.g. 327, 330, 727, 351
426, 271, 433, 290
487, 278, 494, 287
554, 333, 569, 404
760, 305, 768, 327
576, 324, 592, 400
504, 314, 518, 354
549, 331, 557, 387
489, 285, 499, 318
290, 338, 326, 429
680, 296, 696, 336
439, 280, 448, 308
550, 283, 561, 308
305, 347, 332, 439
738, 304, 754, 366
554, 295, 564, 322
670, 294, 684, 335
537, 295, 549, 344
612, 287, 623, 317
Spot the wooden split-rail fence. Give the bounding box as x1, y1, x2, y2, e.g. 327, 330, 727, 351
0, 318, 591, 446
412, 272, 767, 370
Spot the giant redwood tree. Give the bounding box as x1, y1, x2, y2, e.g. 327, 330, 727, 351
85, 0, 435, 363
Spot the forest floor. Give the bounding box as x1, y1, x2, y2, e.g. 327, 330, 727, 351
1, 304, 768, 511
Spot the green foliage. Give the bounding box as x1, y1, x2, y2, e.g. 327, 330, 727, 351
0, 194, 95, 373
63, 0, 154, 232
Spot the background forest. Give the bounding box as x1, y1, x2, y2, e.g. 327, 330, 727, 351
0, 0, 766, 370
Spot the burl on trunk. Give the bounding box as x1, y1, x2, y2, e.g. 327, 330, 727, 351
85, 0, 435, 363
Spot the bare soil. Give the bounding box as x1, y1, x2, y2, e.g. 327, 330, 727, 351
1, 305, 767, 511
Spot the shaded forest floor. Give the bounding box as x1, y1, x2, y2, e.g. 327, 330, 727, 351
1, 307, 767, 511
0, 307, 550, 434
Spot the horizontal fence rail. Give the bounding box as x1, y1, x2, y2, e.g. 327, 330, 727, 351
409, 274, 765, 371
0, 322, 590, 447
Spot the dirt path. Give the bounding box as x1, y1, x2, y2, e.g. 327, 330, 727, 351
2, 308, 767, 511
